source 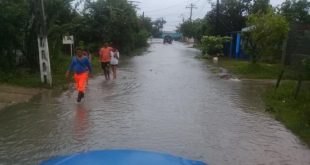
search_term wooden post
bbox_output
[275,70,284,90]
[275,39,288,90]
[294,74,302,99]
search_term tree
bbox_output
[279,0,310,24]
[151,18,166,37]
[0,0,29,70]
[244,10,289,63]
[251,0,271,14]
[177,19,206,42]
[0,0,150,73]
[79,0,149,52]
[136,16,153,47]
[204,0,252,35]
[22,0,77,70]
[139,16,153,34]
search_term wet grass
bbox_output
[264,81,310,147]
[218,58,305,80]
[0,46,147,89]
[196,54,212,60]
[218,58,281,79]
[0,70,42,87]
[0,55,102,88]
[213,57,310,147]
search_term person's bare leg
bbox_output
[112,65,117,79]
[107,64,110,80]
[113,65,116,79]
[104,64,110,80]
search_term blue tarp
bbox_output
[224,32,248,59]
[40,149,207,165]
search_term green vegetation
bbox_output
[218,58,310,80]
[178,0,309,39]
[177,0,274,38]
[178,0,309,147]
[280,0,310,24]
[218,57,310,146]
[177,0,309,64]
[0,0,164,87]
[151,18,167,38]
[200,36,231,56]
[0,54,101,88]
[244,10,289,63]
[0,71,41,88]
[219,58,281,79]
[177,19,206,41]
[264,81,310,147]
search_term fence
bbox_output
[276,23,310,98]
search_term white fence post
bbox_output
[38,36,52,86]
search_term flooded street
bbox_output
[1,40,310,165]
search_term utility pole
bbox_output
[186,3,197,22]
[216,0,220,35]
[37,0,52,86]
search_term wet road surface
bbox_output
[1,40,310,165]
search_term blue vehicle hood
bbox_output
[40,149,207,165]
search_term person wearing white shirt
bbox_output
[110,48,120,79]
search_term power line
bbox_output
[147,10,187,17]
[196,0,209,17]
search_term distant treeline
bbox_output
[177,0,310,63]
[0,0,165,71]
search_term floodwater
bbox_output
[0,39,309,165]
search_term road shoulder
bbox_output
[0,84,42,111]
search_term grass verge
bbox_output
[219,59,280,79]
[0,45,148,88]
[0,70,42,88]
[213,57,310,147]
[217,57,309,80]
[0,54,102,88]
[264,81,310,147]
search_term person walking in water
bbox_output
[66,48,92,102]
[110,47,120,79]
[99,43,112,80]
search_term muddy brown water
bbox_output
[0,40,309,165]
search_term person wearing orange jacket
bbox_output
[99,43,113,80]
[66,48,92,102]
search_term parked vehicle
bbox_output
[163,35,173,44]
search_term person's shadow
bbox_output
[73,104,89,142]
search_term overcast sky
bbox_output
[135,0,285,31]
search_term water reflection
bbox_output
[73,104,89,143]
[0,40,309,165]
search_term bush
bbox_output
[134,30,149,48]
[200,36,231,56]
